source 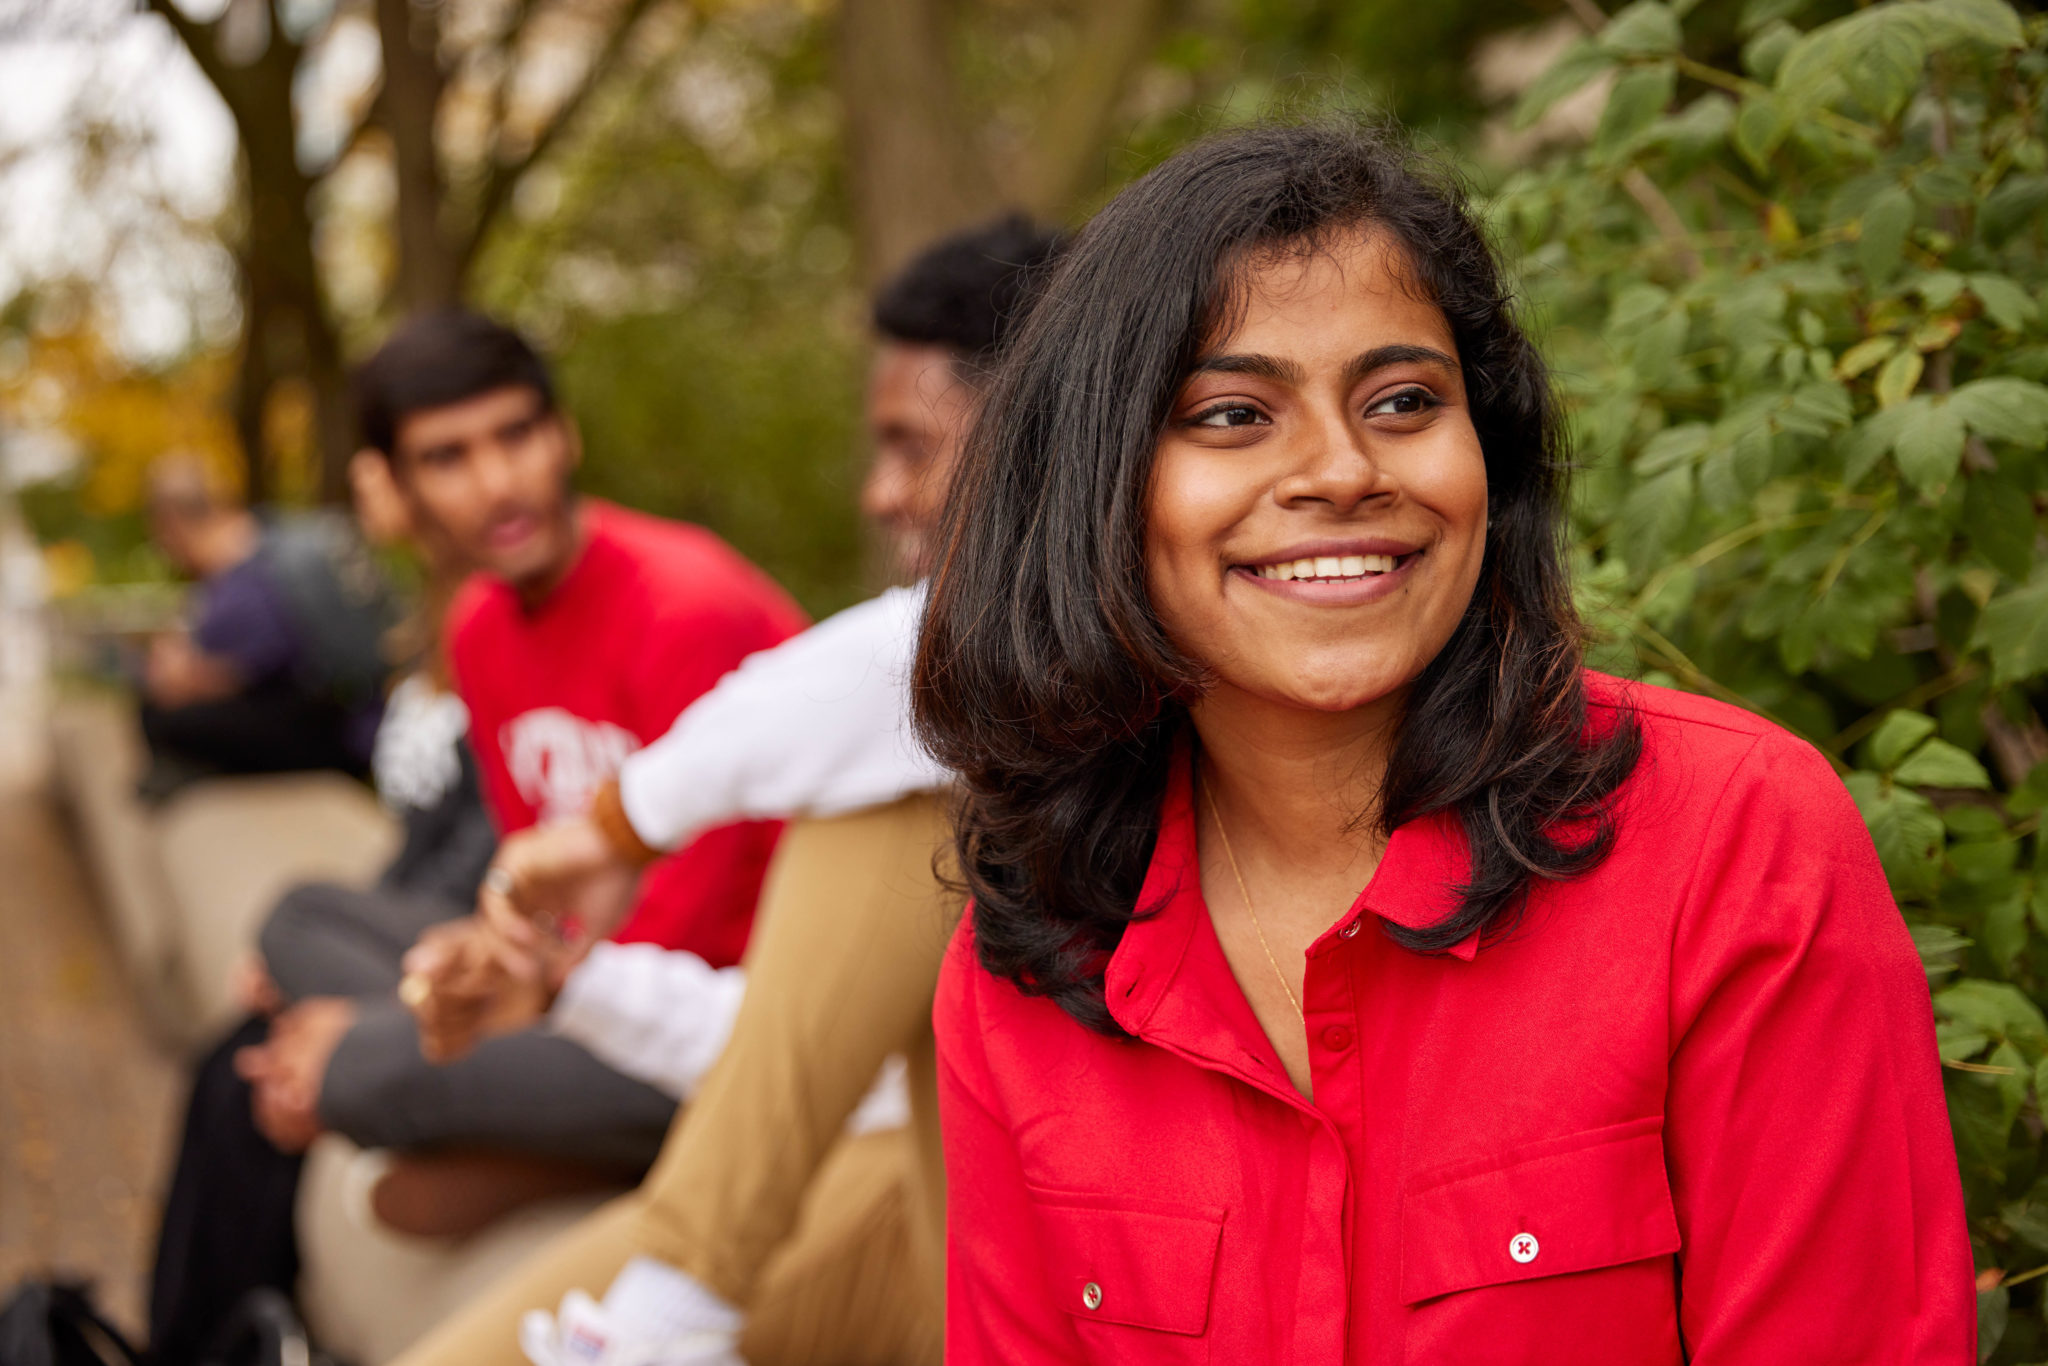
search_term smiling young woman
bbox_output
[912,123,1973,1364]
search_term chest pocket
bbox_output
[1026,1188,1225,1359]
[1400,1115,1680,1305]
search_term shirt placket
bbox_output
[1297,911,1366,1365]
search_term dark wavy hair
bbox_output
[911,120,1642,1035]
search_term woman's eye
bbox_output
[1367,388,1437,418]
[1192,404,1268,429]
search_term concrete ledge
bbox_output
[158,772,399,1037]
[297,1136,620,1366]
[46,691,399,1047]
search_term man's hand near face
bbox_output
[144,631,244,709]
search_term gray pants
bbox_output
[258,882,677,1172]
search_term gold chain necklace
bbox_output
[1200,768,1307,1028]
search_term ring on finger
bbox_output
[483,867,516,897]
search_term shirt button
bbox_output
[1509,1233,1540,1264]
[1339,921,1361,939]
[1320,1025,1353,1051]
[1081,1282,1103,1311]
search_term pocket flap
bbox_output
[1027,1190,1226,1335]
[1400,1117,1679,1305]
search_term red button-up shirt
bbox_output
[935,676,1973,1364]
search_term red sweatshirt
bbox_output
[936,675,1973,1365]
[449,500,807,966]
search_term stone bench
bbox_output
[46,690,619,1363]
[47,689,399,1047]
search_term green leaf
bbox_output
[1970,273,2040,332]
[1913,922,1973,982]
[1950,378,2048,445]
[1514,39,1615,129]
[1919,0,2026,51]
[1984,887,2029,974]
[1843,16,1929,120]
[1597,63,1678,154]
[1963,473,2037,582]
[1896,737,1993,788]
[1875,347,1925,409]
[1970,573,2048,685]
[2010,762,2048,818]
[1842,407,1908,485]
[1935,978,2048,1055]
[1999,1191,2048,1251]
[1893,396,1966,492]
[1637,422,1710,474]
[1981,174,2048,244]
[1871,710,1940,769]
[1739,0,1809,33]
[1778,6,1929,121]
[1858,184,1915,282]
[1979,1282,2010,1363]
[1916,269,1968,309]
[1847,770,1946,896]
[1742,21,1799,81]
[1733,95,1787,171]
[1941,1020,1994,1061]
[1836,335,1898,379]
[1597,2,1684,56]
[1620,462,1694,568]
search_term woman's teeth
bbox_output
[1252,554,1397,582]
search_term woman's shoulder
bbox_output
[1588,670,1849,816]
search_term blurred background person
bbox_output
[389,215,1059,1366]
[147,445,494,1366]
[138,455,395,795]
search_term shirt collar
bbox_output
[1106,745,1479,1037]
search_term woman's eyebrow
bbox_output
[1191,344,1458,386]
[1192,352,1304,383]
[1346,343,1459,384]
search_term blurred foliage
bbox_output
[464,0,1582,615]
[1494,0,2048,1354]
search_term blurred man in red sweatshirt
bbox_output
[237,310,805,1198]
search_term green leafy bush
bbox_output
[1495,0,2048,1353]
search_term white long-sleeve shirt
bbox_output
[616,584,944,852]
[551,942,909,1128]
[547,584,939,1118]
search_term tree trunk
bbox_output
[1012,0,1171,216]
[151,0,355,503]
[834,0,1001,285]
[377,0,462,313]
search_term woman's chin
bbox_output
[1213,663,1414,717]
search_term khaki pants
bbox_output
[393,795,957,1366]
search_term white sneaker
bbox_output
[519,1261,746,1366]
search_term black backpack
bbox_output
[253,511,398,710]
[0,1282,137,1366]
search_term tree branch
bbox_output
[1013,0,1172,215]
[460,0,659,273]
[146,0,234,100]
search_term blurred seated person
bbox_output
[139,455,396,792]
[150,308,804,1364]
[385,218,1059,1366]
[229,310,803,1226]
[148,448,496,1366]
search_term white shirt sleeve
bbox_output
[615,584,947,852]
[548,941,913,1131]
[547,942,747,1100]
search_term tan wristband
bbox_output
[591,778,662,867]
